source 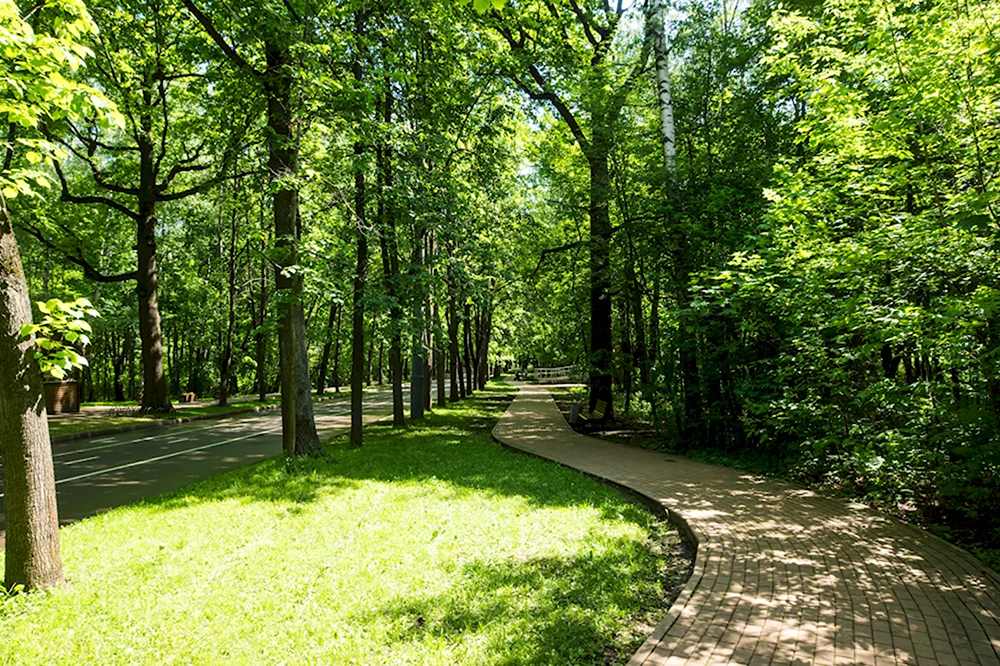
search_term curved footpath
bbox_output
[492,383,1000,666]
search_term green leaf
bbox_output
[19,323,40,338]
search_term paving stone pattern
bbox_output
[492,383,1000,666]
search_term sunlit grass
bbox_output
[2,384,686,665]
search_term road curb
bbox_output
[51,394,345,444]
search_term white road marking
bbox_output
[50,395,365,459]
[0,398,400,500]
[63,456,100,465]
[1,427,282,499]
[53,421,233,458]
[54,427,283,488]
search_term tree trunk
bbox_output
[435,303,446,408]
[476,305,490,391]
[448,268,460,402]
[218,192,239,407]
[410,236,426,420]
[255,222,269,402]
[587,120,614,417]
[376,84,405,427]
[645,0,677,173]
[136,114,172,413]
[112,332,126,402]
[621,297,634,413]
[365,312,376,387]
[332,304,343,392]
[462,301,474,397]
[350,138,367,447]
[470,307,480,391]
[265,40,320,457]
[316,301,339,396]
[293,303,320,453]
[0,196,63,592]
[677,293,702,440]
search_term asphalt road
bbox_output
[0,384,444,539]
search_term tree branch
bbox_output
[530,238,587,279]
[181,0,264,78]
[157,161,211,193]
[66,120,138,153]
[611,40,652,108]
[566,0,601,48]
[50,132,139,196]
[159,169,259,201]
[525,64,590,153]
[17,221,138,283]
[54,162,142,221]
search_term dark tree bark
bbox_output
[0,197,63,592]
[377,340,384,385]
[677,294,703,440]
[184,0,320,455]
[218,186,240,406]
[112,331,127,402]
[476,305,491,391]
[586,118,614,417]
[410,235,426,420]
[495,10,648,421]
[332,304,343,392]
[292,302,320,453]
[447,267,461,403]
[621,297,634,413]
[266,45,299,458]
[365,312,376,387]
[350,133,367,447]
[316,301,339,396]
[435,303,447,408]
[423,235,434,413]
[41,72,222,412]
[135,107,172,413]
[350,10,369,446]
[462,301,473,397]
[265,41,320,457]
[251,216,269,402]
[376,85,405,426]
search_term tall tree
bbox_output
[376,82,406,425]
[491,0,650,415]
[0,0,112,592]
[20,0,241,412]
[349,9,369,446]
[182,0,323,456]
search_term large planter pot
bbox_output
[44,380,80,415]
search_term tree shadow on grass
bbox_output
[146,390,652,526]
[354,543,668,665]
[101,388,684,665]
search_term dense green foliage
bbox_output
[682,0,1000,560]
[490,0,1000,562]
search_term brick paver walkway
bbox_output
[492,383,1000,666]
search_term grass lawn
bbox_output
[2,384,688,665]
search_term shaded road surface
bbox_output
[1,385,438,539]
